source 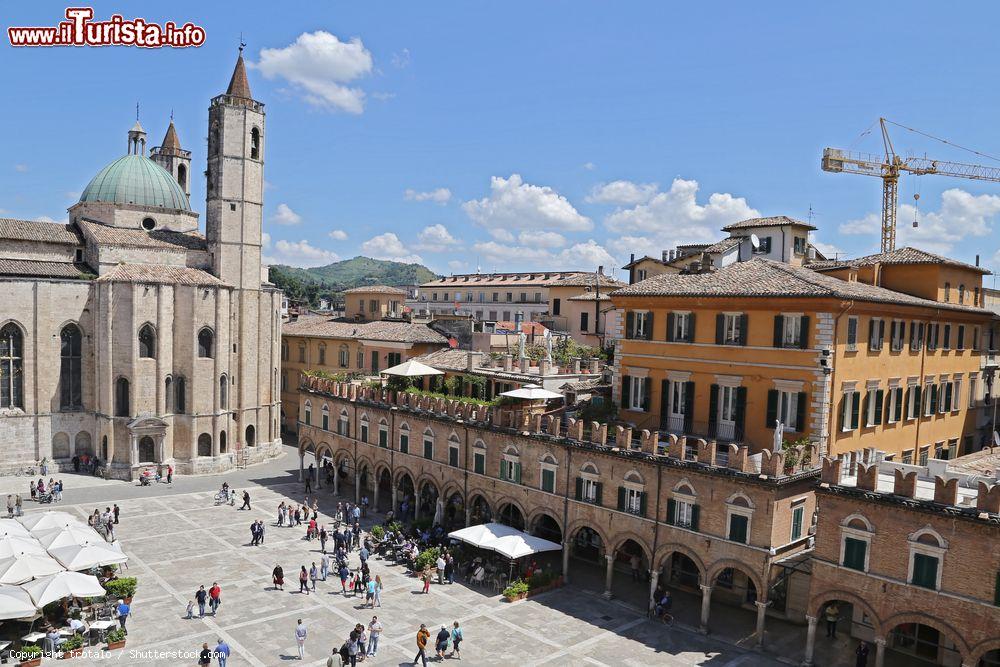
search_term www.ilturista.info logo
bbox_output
[8,7,206,48]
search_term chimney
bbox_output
[503,354,513,372]
[466,351,483,371]
[662,250,670,262]
[597,265,603,276]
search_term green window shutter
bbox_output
[621,376,631,409]
[894,388,904,422]
[795,392,807,432]
[683,381,695,432]
[575,477,583,501]
[449,447,458,467]
[729,515,748,543]
[874,389,884,424]
[687,312,696,341]
[850,392,860,430]
[930,385,938,414]
[799,315,810,348]
[843,538,867,571]
[913,386,922,417]
[499,460,505,479]
[660,380,670,429]
[912,554,938,589]
[666,498,676,525]
[868,319,876,351]
[638,492,647,517]
[645,313,654,340]
[766,389,778,428]
[791,507,803,540]
[666,313,675,342]
[400,434,408,454]
[773,315,784,347]
[715,313,725,345]
[690,504,700,532]
[709,384,720,431]
[617,486,626,511]
[595,483,603,506]
[514,462,521,484]
[542,469,554,493]
[735,386,748,436]
[625,311,635,339]
[379,430,387,447]
[474,452,484,475]
[738,314,749,345]
[642,378,652,412]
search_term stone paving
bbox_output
[8,448,786,666]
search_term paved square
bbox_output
[10,454,783,666]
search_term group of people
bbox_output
[249,519,266,545]
[29,477,63,502]
[70,453,104,475]
[188,582,222,618]
[5,492,23,517]
[87,505,120,542]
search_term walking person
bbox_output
[373,575,383,607]
[113,504,120,524]
[258,520,266,545]
[413,624,430,667]
[167,464,173,483]
[305,473,312,495]
[445,554,455,585]
[421,567,432,594]
[273,564,284,591]
[215,638,231,667]
[116,598,130,634]
[14,494,22,517]
[855,641,870,667]
[240,491,251,510]
[209,582,221,616]
[29,480,36,501]
[198,642,212,666]
[309,563,319,591]
[436,553,446,585]
[294,619,307,660]
[5,495,12,518]
[320,527,328,553]
[196,585,208,617]
[435,626,450,659]
[367,616,382,657]
[339,563,350,595]
[450,621,463,659]
[299,566,310,595]
[365,577,376,608]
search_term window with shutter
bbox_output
[728,514,749,543]
[541,468,555,493]
[474,452,484,474]
[911,553,939,589]
[791,506,804,540]
[843,537,867,571]
[400,434,409,454]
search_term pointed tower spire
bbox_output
[226,43,252,100]
[160,120,182,152]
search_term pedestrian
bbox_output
[413,624,430,667]
[240,491,251,510]
[215,638,231,667]
[196,585,208,617]
[305,474,312,494]
[198,642,212,666]
[421,567,432,594]
[356,625,368,660]
[116,598,130,633]
[277,502,285,527]
[435,625,450,659]
[825,602,840,638]
[445,554,455,585]
[258,520,266,545]
[352,571,362,598]
[309,562,318,591]
[113,503,120,524]
[14,494,22,517]
[374,575,383,607]
[630,553,641,582]
[361,495,368,518]
[320,527,328,553]
[299,566,310,595]
[450,621,463,659]
[40,457,48,476]
[186,600,194,619]
[5,495,12,518]
[436,553,446,585]
[209,582,221,615]
[321,552,330,581]
[367,616,383,657]
[29,480,36,501]
[856,641,870,667]
[167,464,173,483]
[54,480,63,502]
[339,564,350,594]
[273,564,284,591]
[294,619,307,660]
[250,521,258,546]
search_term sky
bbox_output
[3,1,1000,282]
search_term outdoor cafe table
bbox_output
[20,631,44,643]
[89,619,115,642]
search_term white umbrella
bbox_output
[0,553,64,585]
[381,359,444,377]
[21,571,106,607]
[35,525,100,550]
[500,384,564,400]
[0,519,31,538]
[0,584,39,620]
[0,536,46,557]
[19,512,86,534]
[49,542,127,571]
[448,522,562,559]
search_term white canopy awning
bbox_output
[500,384,563,401]
[448,522,562,559]
[0,553,64,585]
[381,359,445,378]
[34,525,100,550]
[49,542,128,571]
[21,571,105,608]
[19,512,87,535]
[0,584,39,620]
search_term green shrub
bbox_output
[404,387,497,407]
[502,579,529,598]
[62,634,84,650]
[528,571,555,589]
[413,547,441,572]
[103,577,137,599]
[106,628,126,644]
[370,525,385,541]
[386,521,403,535]
[411,517,433,532]
[19,644,42,658]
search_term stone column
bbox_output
[392,485,398,514]
[874,638,886,667]
[464,507,471,527]
[754,600,769,648]
[315,460,321,489]
[414,498,421,522]
[602,553,615,599]
[801,616,818,666]
[647,569,660,614]
[298,452,303,482]
[333,469,340,496]
[562,541,571,583]
[373,481,379,512]
[699,584,712,633]
[354,471,361,504]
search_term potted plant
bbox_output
[60,634,84,659]
[370,525,385,541]
[104,577,137,603]
[16,644,42,667]
[412,547,441,575]
[502,579,530,602]
[105,628,126,651]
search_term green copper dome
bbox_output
[80,154,190,211]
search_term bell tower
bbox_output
[205,46,264,290]
[150,117,192,201]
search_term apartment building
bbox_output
[805,447,1000,667]
[611,249,993,459]
[543,273,625,347]
[279,316,449,431]
[343,285,406,321]
[297,379,820,643]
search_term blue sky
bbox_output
[3,1,1000,281]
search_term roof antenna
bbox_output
[170,108,174,121]
[239,32,246,54]
[135,101,139,122]
[807,204,815,225]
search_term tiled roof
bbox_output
[410,348,479,372]
[567,292,611,301]
[0,259,90,280]
[703,237,743,253]
[283,316,449,344]
[343,285,406,295]
[422,271,594,288]
[78,219,207,251]
[622,255,664,269]
[494,321,548,335]
[722,215,817,232]
[805,259,853,272]
[560,377,608,392]
[551,273,626,288]
[612,257,990,313]
[96,263,226,286]
[0,218,82,245]
[850,247,990,274]
[227,53,252,99]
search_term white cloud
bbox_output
[255,31,374,114]
[517,230,566,248]
[810,240,845,260]
[371,91,396,102]
[605,178,758,251]
[270,203,302,226]
[391,48,411,68]
[488,228,515,242]
[463,174,592,232]
[360,232,423,264]
[582,162,596,171]
[839,188,1000,254]
[33,215,68,224]
[415,224,460,252]
[471,239,616,271]
[14,164,28,173]
[404,187,451,205]
[447,260,467,271]
[328,229,348,241]
[263,238,339,268]
[586,180,658,205]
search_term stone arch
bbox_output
[527,510,563,543]
[611,531,653,561]
[908,525,948,548]
[565,519,610,551]
[654,542,707,580]
[441,481,463,501]
[467,492,493,524]
[623,469,645,485]
[297,437,315,456]
[526,507,563,534]
[74,431,93,456]
[724,491,756,509]
[842,513,874,532]
[495,496,527,530]
[881,611,970,660]
[808,590,883,637]
[672,477,697,496]
[969,638,1000,666]
[706,559,765,597]
[394,464,418,488]
[51,432,70,459]
[374,461,392,482]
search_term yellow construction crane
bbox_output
[821,118,1000,252]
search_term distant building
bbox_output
[343,285,406,321]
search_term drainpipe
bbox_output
[561,446,573,583]
[826,301,855,457]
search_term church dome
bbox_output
[80,154,191,211]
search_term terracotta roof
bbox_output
[622,255,664,270]
[946,446,1000,477]
[226,53,252,99]
[410,348,481,372]
[96,263,226,286]
[283,316,448,344]
[551,273,626,288]
[159,121,182,152]
[805,259,853,272]
[612,257,990,313]
[722,215,817,232]
[0,259,90,279]
[422,271,592,288]
[703,237,743,253]
[0,218,81,245]
[560,377,609,392]
[567,292,611,302]
[494,321,548,335]
[343,285,406,295]
[849,247,990,274]
[78,219,207,251]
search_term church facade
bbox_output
[0,54,282,477]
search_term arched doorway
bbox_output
[74,432,93,457]
[616,538,649,581]
[979,649,1000,667]
[197,433,212,457]
[888,621,963,665]
[531,513,562,544]
[469,494,492,524]
[137,436,155,463]
[245,425,255,447]
[418,480,439,523]
[444,492,465,528]
[376,469,392,512]
[52,433,70,459]
[570,526,603,563]
[663,552,701,590]
[497,502,525,531]
[220,431,227,453]
[396,473,415,520]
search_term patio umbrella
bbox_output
[48,542,128,571]
[35,525,99,550]
[484,533,562,560]
[0,519,31,538]
[500,384,564,400]
[21,571,106,608]
[0,536,47,557]
[380,359,444,377]
[0,584,39,620]
[19,512,86,534]
[0,552,64,585]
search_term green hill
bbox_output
[269,256,439,307]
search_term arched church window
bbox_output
[220,375,228,409]
[0,323,24,409]
[138,324,156,358]
[197,433,212,457]
[250,127,260,160]
[175,376,186,414]
[115,377,130,417]
[198,328,214,358]
[176,164,187,191]
[165,376,173,413]
[60,324,83,410]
